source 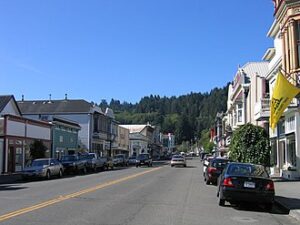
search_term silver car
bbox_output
[170,155,187,167]
[21,158,64,180]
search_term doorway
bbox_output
[278,140,286,170]
[8,146,16,173]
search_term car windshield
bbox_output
[31,160,49,167]
[227,164,269,178]
[61,155,76,161]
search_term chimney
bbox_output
[65,94,68,100]
[48,94,52,103]
[21,94,24,101]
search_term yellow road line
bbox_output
[0,167,161,222]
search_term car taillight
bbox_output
[208,167,217,174]
[223,177,234,187]
[265,181,275,191]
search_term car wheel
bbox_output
[46,170,51,180]
[82,167,87,174]
[171,165,174,167]
[218,191,225,206]
[206,179,210,185]
[148,162,151,167]
[184,164,187,167]
[58,169,63,178]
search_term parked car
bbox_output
[21,158,64,180]
[170,155,186,167]
[204,158,230,185]
[136,153,152,167]
[128,156,137,165]
[217,162,275,211]
[60,155,87,174]
[101,156,114,170]
[113,154,128,166]
[81,153,105,172]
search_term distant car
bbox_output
[81,153,105,172]
[217,162,275,211]
[101,156,114,170]
[204,158,230,185]
[170,155,186,167]
[128,156,137,165]
[60,155,87,174]
[136,153,152,167]
[113,154,128,166]
[21,158,64,180]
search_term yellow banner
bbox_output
[270,72,300,129]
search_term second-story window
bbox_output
[237,103,243,123]
[296,21,300,68]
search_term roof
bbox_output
[241,62,269,78]
[17,99,97,114]
[0,95,12,112]
[0,95,22,115]
[120,124,154,133]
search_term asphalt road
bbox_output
[0,160,298,225]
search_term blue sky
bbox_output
[0,0,274,103]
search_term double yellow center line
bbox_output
[0,167,161,222]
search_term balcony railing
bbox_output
[254,98,270,121]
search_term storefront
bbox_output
[0,115,51,174]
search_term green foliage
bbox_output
[177,141,190,153]
[101,84,229,145]
[229,123,271,166]
[30,140,47,160]
[199,129,215,153]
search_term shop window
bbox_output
[287,139,297,167]
[271,140,277,166]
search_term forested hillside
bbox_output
[99,84,229,144]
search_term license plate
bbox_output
[244,181,255,188]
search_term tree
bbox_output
[199,129,215,153]
[229,123,270,166]
[30,140,47,160]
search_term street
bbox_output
[0,160,298,225]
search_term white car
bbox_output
[171,155,186,167]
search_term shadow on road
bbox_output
[228,202,289,215]
[0,184,27,191]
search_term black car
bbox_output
[136,153,152,167]
[217,162,275,210]
[204,158,230,185]
[60,155,87,174]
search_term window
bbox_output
[59,136,63,143]
[287,138,296,167]
[286,116,295,132]
[296,21,300,67]
[237,103,243,123]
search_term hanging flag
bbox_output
[270,71,300,129]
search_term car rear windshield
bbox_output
[31,159,49,167]
[172,155,183,159]
[211,160,229,169]
[138,154,149,160]
[227,164,269,178]
[61,155,76,161]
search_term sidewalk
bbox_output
[273,178,300,221]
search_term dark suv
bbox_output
[136,153,152,167]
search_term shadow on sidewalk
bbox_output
[275,196,300,211]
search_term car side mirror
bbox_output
[50,162,54,166]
